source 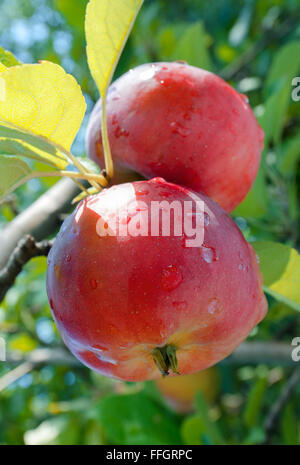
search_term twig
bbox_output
[264,367,300,443]
[0,347,80,392]
[225,341,294,366]
[0,178,78,269]
[220,14,300,81]
[0,361,34,392]
[0,341,295,392]
[0,235,54,302]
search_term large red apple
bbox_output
[86,62,264,212]
[46,178,267,381]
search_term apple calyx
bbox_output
[152,344,180,377]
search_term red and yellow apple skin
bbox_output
[46,178,267,382]
[155,367,220,413]
[86,62,264,212]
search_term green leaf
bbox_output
[172,22,212,71]
[24,415,79,445]
[8,332,38,353]
[253,241,300,312]
[0,123,68,169]
[278,134,300,174]
[259,41,300,146]
[232,165,268,218]
[0,61,86,151]
[0,155,31,196]
[193,392,226,444]
[181,415,208,445]
[0,47,21,68]
[264,41,300,97]
[243,376,268,428]
[55,0,88,31]
[258,81,291,146]
[85,0,144,96]
[281,403,299,445]
[96,392,182,445]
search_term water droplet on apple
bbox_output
[240,93,249,104]
[170,122,191,137]
[140,67,157,81]
[201,246,218,263]
[238,263,249,271]
[208,298,219,315]
[161,265,183,291]
[66,254,71,262]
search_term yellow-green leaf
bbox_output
[253,241,300,312]
[85,0,143,96]
[0,61,86,151]
[0,155,31,195]
[0,46,21,68]
[8,333,38,353]
[0,122,68,169]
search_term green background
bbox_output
[0,0,299,445]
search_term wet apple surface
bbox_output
[87,62,264,212]
[46,178,267,381]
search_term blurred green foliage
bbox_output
[0,0,299,445]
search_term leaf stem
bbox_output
[101,92,114,180]
[0,170,107,203]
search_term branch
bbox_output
[0,235,53,302]
[264,367,300,443]
[220,13,300,81]
[225,341,294,366]
[0,178,79,270]
[0,361,34,392]
[0,347,80,392]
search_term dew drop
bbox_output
[201,246,218,263]
[170,122,191,137]
[161,265,183,291]
[238,263,249,272]
[66,254,71,262]
[208,298,219,315]
[240,93,249,104]
[140,67,157,81]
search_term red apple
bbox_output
[46,178,267,381]
[86,62,264,212]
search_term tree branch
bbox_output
[220,13,300,81]
[264,367,300,443]
[225,341,294,366]
[0,178,79,270]
[0,235,53,302]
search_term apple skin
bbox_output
[155,367,219,413]
[46,178,267,382]
[86,62,264,212]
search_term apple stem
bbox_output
[152,344,180,377]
